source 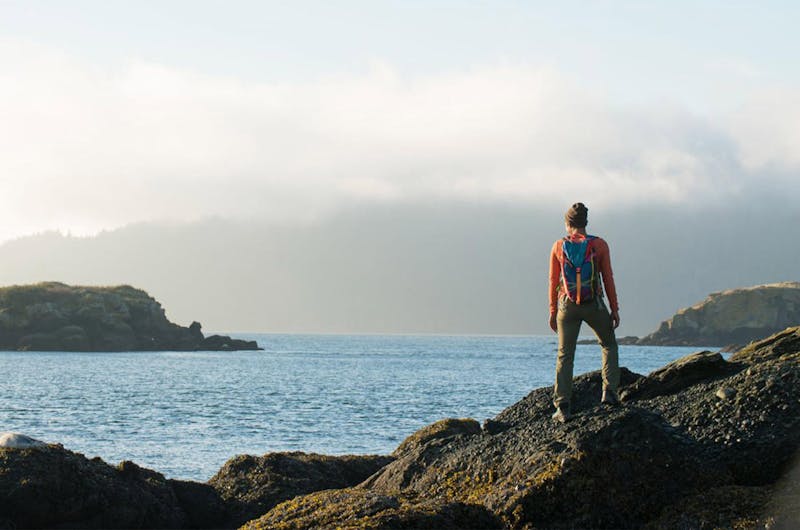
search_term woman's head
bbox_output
[564,202,588,229]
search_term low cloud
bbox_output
[0,39,797,241]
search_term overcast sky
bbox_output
[0,1,798,243]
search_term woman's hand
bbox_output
[549,313,558,333]
[611,310,620,329]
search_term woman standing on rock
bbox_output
[548,202,620,422]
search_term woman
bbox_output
[548,202,620,423]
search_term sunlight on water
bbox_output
[1,334,709,480]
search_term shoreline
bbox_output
[3,326,799,528]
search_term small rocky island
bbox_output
[581,282,800,347]
[2,326,799,528]
[0,282,260,351]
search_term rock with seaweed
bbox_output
[207,452,394,527]
[0,445,392,529]
[0,282,260,351]
[0,445,189,529]
[247,326,800,529]
[241,488,505,530]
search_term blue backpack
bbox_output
[561,235,599,304]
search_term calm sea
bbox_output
[1,334,709,481]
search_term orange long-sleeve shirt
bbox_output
[548,234,619,315]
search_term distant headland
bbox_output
[0,282,261,352]
[581,282,800,348]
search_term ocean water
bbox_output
[1,334,710,481]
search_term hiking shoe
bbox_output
[601,389,620,406]
[552,407,571,423]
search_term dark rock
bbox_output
[392,418,481,458]
[0,282,262,352]
[362,403,723,529]
[241,488,504,530]
[730,326,800,365]
[199,334,260,351]
[647,348,800,486]
[620,350,740,402]
[188,321,204,341]
[482,418,510,435]
[0,445,186,529]
[208,452,394,527]
[577,335,639,345]
[644,485,772,530]
[168,479,229,529]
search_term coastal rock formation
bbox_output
[637,282,800,347]
[246,326,800,529]
[0,445,189,529]
[208,452,394,527]
[0,446,390,529]
[4,327,800,529]
[0,282,261,351]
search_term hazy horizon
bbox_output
[1,197,796,337]
[1,2,798,336]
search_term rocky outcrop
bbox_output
[0,446,392,529]
[247,326,800,529]
[0,282,261,351]
[208,452,394,527]
[636,282,800,347]
[619,350,740,401]
[0,445,189,529]
[4,327,800,529]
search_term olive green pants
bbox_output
[554,297,619,410]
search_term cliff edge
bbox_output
[0,282,261,351]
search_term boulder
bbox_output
[208,452,394,527]
[0,445,186,529]
[619,350,739,402]
[363,394,723,529]
[730,325,800,365]
[392,418,481,458]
